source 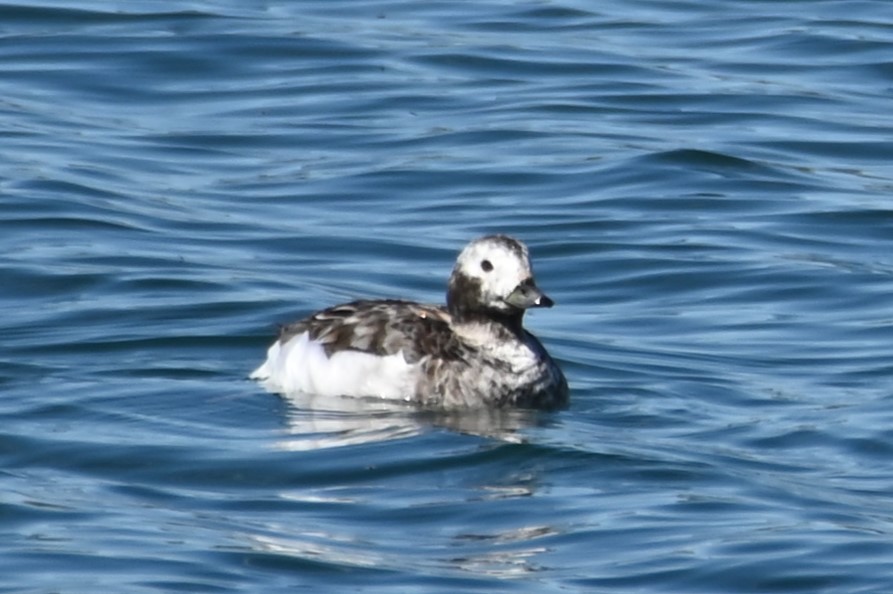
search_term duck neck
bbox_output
[450,306,526,340]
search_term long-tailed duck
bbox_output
[251,235,568,409]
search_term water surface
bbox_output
[2,1,893,592]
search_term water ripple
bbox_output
[3,0,893,592]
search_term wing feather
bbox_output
[278,300,466,363]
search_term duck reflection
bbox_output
[262,394,562,581]
[273,392,548,451]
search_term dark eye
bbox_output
[480,259,493,272]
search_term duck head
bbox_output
[446,235,553,326]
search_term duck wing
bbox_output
[278,299,465,363]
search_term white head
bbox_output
[446,235,553,323]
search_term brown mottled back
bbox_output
[278,299,469,363]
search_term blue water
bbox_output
[3,1,893,592]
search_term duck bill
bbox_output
[505,280,554,309]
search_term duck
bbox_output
[251,234,568,409]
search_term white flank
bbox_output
[251,331,416,401]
